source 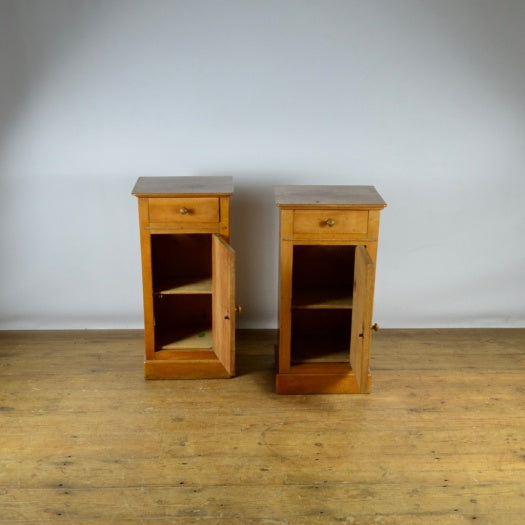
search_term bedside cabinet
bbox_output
[274,185,387,394]
[132,176,236,379]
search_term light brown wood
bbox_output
[292,287,353,309]
[2,328,525,523]
[218,196,231,240]
[154,349,216,361]
[156,327,213,350]
[137,197,155,360]
[275,185,386,394]
[148,197,219,224]
[155,276,212,295]
[293,209,369,236]
[144,358,231,379]
[367,208,382,241]
[132,176,235,379]
[277,211,294,374]
[276,363,365,394]
[212,234,235,377]
[350,245,375,393]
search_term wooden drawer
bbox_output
[293,209,368,237]
[148,197,219,224]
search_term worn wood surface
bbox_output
[274,185,387,209]
[1,329,525,523]
[132,176,234,196]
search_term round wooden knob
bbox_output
[325,219,336,227]
[235,305,242,314]
[179,207,189,215]
[372,323,379,332]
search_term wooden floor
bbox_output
[1,329,525,524]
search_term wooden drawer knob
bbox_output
[179,207,189,215]
[325,219,336,227]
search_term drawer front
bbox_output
[148,197,219,223]
[293,210,368,237]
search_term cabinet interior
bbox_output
[151,234,212,294]
[291,245,355,363]
[151,234,212,350]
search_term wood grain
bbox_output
[133,177,234,380]
[293,209,369,236]
[212,234,235,377]
[275,186,384,394]
[132,176,233,196]
[1,329,525,523]
[274,185,387,208]
[350,245,374,392]
[148,197,219,224]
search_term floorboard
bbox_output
[1,329,525,524]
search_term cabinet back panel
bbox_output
[151,234,211,284]
[291,309,351,363]
[292,245,355,289]
[153,295,212,350]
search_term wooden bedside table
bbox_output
[274,185,387,394]
[132,176,236,379]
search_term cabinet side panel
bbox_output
[219,196,231,240]
[137,198,155,359]
[277,210,294,373]
[367,210,381,242]
[212,234,235,376]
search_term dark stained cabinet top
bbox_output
[132,176,234,196]
[274,185,386,209]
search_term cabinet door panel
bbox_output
[212,234,236,376]
[350,245,374,392]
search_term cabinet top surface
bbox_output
[274,185,386,209]
[132,176,233,196]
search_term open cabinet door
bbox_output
[350,245,375,392]
[212,234,236,377]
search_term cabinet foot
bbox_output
[144,359,232,379]
[276,365,371,394]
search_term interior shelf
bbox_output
[154,276,212,295]
[292,287,353,309]
[156,327,212,350]
[291,333,350,363]
[292,350,349,364]
[290,308,351,364]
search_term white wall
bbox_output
[1,0,524,329]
